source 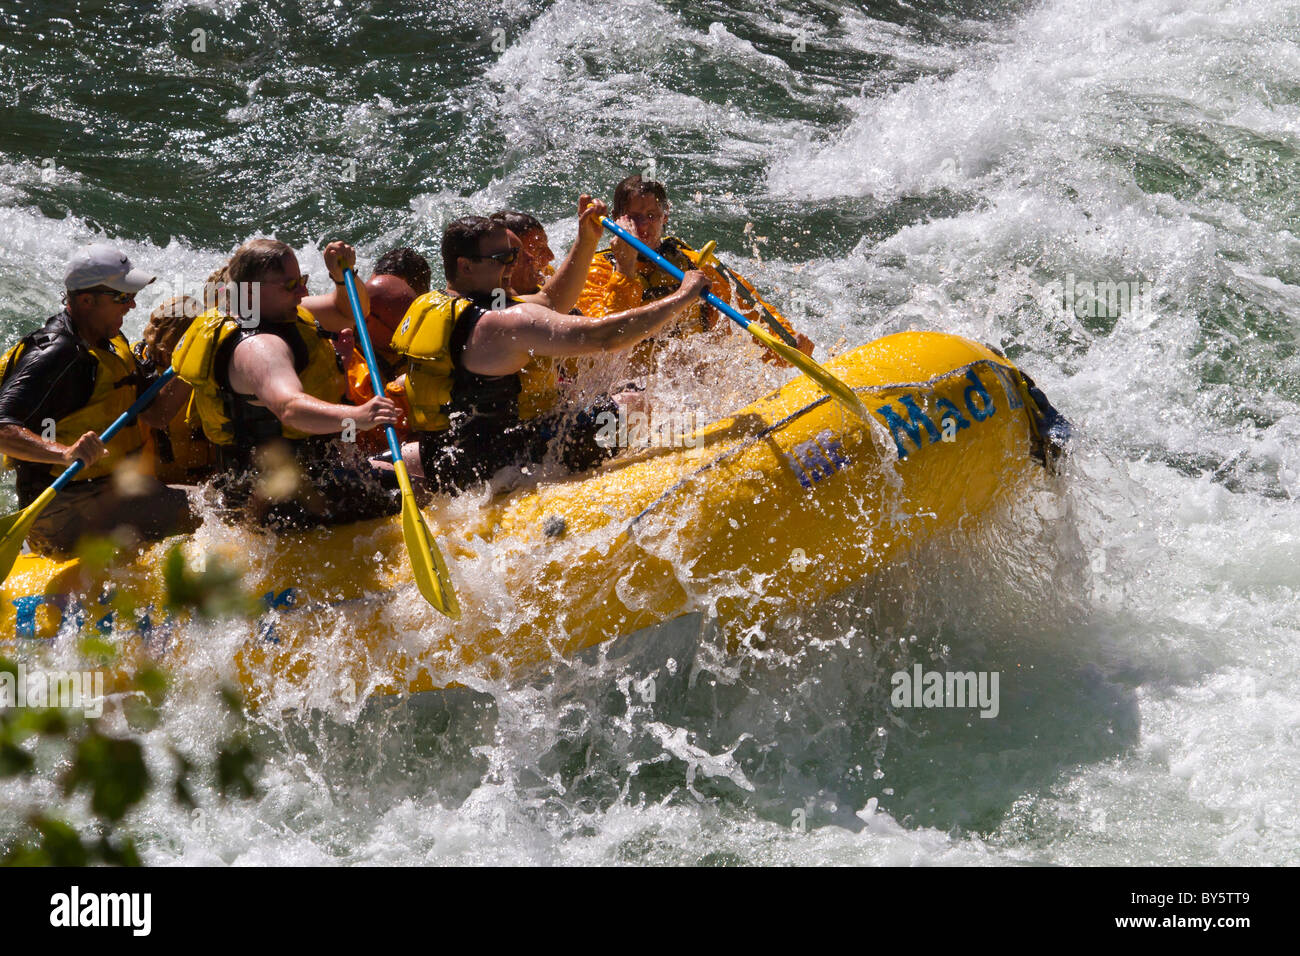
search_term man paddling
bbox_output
[577,174,814,371]
[302,245,432,348]
[171,238,403,529]
[0,244,197,553]
[392,203,711,492]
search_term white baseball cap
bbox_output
[64,243,156,294]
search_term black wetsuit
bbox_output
[0,312,145,504]
[0,311,194,553]
[210,318,401,531]
[417,295,616,492]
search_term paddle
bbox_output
[600,217,870,422]
[340,267,460,619]
[0,368,177,582]
[683,239,801,349]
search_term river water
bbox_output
[1,0,1297,865]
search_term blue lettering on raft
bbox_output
[876,395,941,458]
[257,588,300,644]
[12,594,50,639]
[264,589,298,612]
[9,587,304,641]
[933,397,971,436]
[876,368,997,459]
[11,590,124,639]
[784,430,851,488]
[963,368,995,421]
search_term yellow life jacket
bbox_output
[0,340,20,383]
[518,356,560,421]
[390,292,473,432]
[592,235,717,331]
[139,391,218,483]
[0,333,144,481]
[171,306,346,446]
[0,342,25,465]
[391,291,558,430]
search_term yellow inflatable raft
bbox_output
[1,332,1054,704]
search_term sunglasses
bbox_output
[279,274,310,292]
[80,287,136,304]
[471,248,519,266]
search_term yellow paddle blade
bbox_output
[394,460,460,620]
[744,323,872,424]
[687,240,718,270]
[0,513,32,583]
[0,486,57,583]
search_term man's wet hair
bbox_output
[441,216,507,283]
[374,247,432,295]
[490,211,545,239]
[612,175,669,218]
[228,239,293,286]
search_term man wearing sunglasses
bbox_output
[0,243,197,553]
[172,238,403,529]
[577,175,815,378]
[490,211,553,299]
[391,202,710,492]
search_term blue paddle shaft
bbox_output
[51,367,176,493]
[600,217,751,331]
[341,268,403,462]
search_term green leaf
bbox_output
[162,544,256,619]
[77,636,119,665]
[96,834,142,867]
[65,732,150,822]
[123,695,160,733]
[171,748,197,811]
[216,735,259,800]
[135,666,169,706]
[1,843,49,867]
[15,707,72,737]
[8,815,92,867]
[74,536,119,575]
[0,740,34,777]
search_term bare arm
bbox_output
[301,241,368,332]
[300,291,349,332]
[138,377,191,429]
[526,196,608,314]
[0,423,106,468]
[463,272,710,376]
[227,335,399,435]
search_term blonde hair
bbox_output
[141,295,200,366]
[203,263,230,312]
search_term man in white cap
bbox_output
[0,243,197,553]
